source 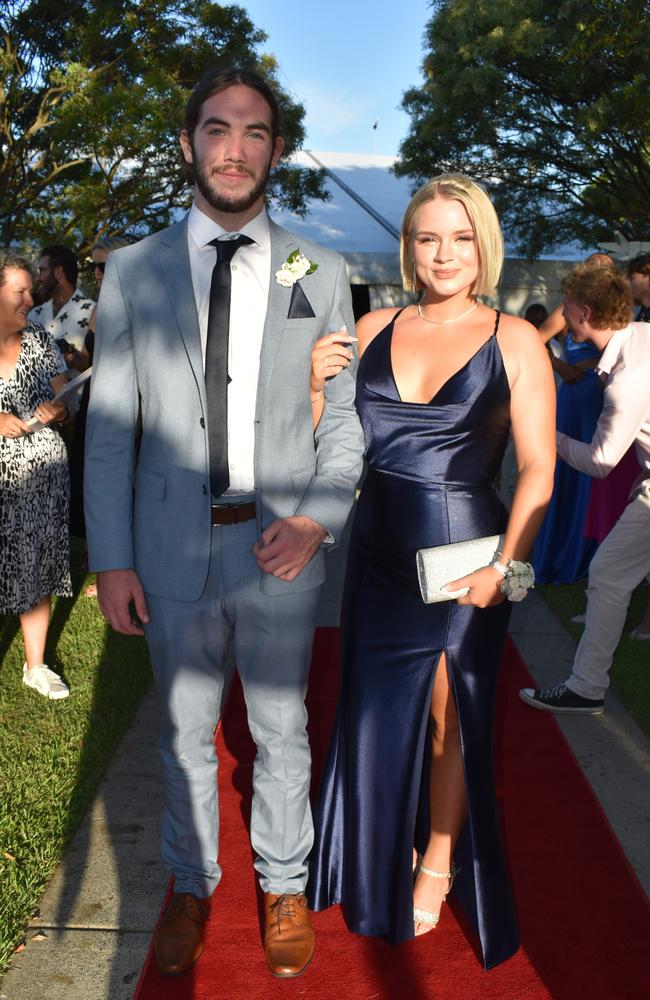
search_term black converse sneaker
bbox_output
[519,683,604,715]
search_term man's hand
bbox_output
[253,515,327,581]
[96,569,150,635]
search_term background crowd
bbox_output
[2,244,650,699]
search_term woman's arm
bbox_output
[500,317,557,561]
[310,328,356,427]
[448,316,556,607]
[309,307,400,429]
[538,303,566,344]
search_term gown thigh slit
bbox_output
[309,310,520,969]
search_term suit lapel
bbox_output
[256,223,299,416]
[157,218,207,411]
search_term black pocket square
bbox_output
[287,281,316,319]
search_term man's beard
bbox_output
[32,278,56,305]
[191,148,272,215]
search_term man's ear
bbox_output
[270,136,285,170]
[179,129,193,166]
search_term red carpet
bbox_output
[135,630,650,999]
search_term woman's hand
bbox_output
[32,399,67,426]
[310,327,357,395]
[0,411,29,438]
[444,565,506,608]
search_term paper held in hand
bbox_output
[24,367,93,433]
[416,534,504,603]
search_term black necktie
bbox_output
[205,235,253,498]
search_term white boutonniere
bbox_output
[275,249,318,287]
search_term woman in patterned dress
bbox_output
[0,253,72,699]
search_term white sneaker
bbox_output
[629,628,650,641]
[23,663,69,700]
[570,613,587,624]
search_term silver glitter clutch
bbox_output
[416,535,504,604]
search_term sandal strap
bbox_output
[418,862,460,898]
[413,907,439,927]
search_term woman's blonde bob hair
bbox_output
[400,174,504,297]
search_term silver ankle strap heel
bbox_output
[413,863,459,930]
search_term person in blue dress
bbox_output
[532,254,619,584]
[307,175,556,969]
[532,323,604,582]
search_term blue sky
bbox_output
[238,0,433,156]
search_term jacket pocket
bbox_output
[291,463,315,499]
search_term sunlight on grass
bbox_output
[0,568,152,973]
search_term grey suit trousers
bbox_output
[144,518,320,898]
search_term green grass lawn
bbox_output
[0,556,152,973]
[539,582,650,738]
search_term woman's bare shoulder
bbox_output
[496,311,555,387]
[497,312,546,353]
[356,306,407,354]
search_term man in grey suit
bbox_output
[84,67,363,978]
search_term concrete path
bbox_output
[1,547,649,999]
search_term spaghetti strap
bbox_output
[492,309,501,337]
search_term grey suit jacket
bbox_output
[84,215,364,601]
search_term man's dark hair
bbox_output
[40,244,78,285]
[183,65,283,143]
[627,253,650,278]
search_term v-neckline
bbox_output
[388,312,500,406]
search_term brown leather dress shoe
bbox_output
[263,892,315,978]
[154,892,210,975]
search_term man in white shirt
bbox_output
[85,68,364,978]
[29,244,94,356]
[520,264,650,714]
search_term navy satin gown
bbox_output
[309,309,520,970]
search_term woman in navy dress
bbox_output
[308,175,556,969]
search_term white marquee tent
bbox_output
[270,151,594,316]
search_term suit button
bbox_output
[200,417,205,428]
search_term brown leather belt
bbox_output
[210,501,256,526]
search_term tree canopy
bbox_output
[1,0,327,254]
[397,0,650,256]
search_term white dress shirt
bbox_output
[187,203,270,497]
[557,322,650,497]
